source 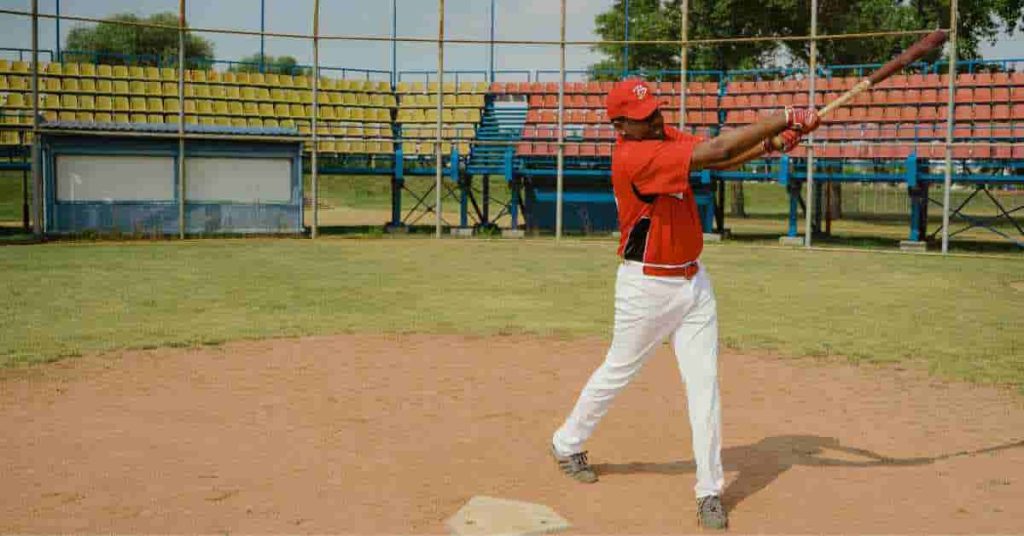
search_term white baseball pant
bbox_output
[552,260,724,498]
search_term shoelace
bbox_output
[699,497,723,515]
[566,451,590,471]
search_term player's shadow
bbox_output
[591,435,1024,510]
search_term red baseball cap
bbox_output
[606,79,663,120]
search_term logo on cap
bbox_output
[632,84,648,100]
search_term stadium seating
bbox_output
[394,79,488,156]
[0,61,396,154]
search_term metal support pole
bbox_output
[556,0,565,239]
[55,0,60,61]
[623,0,630,75]
[435,0,445,238]
[178,0,186,239]
[489,0,496,82]
[804,0,817,247]
[311,0,320,238]
[678,0,688,129]
[941,0,958,254]
[31,0,41,237]
[259,0,266,73]
[391,0,397,86]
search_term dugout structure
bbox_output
[39,123,303,236]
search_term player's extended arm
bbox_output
[692,108,818,171]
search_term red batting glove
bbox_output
[762,129,804,154]
[784,107,821,133]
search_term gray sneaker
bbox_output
[550,444,598,483]
[696,495,728,530]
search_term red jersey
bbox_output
[612,126,704,277]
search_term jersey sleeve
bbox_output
[631,137,698,196]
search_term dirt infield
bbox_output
[2,335,1022,533]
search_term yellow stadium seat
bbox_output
[316,124,330,136]
[59,78,79,93]
[265,73,280,86]
[12,61,30,74]
[194,85,210,98]
[351,80,369,92]
[298,123,311,135]
[375,81,391,92]
[349,108,365,121]
[65,63,82,77]
[45,62,61,75]
[189,70,207,83]
[270,88,286,101]
[250,73,266,86]
[128,80,145,93]
[317,139,335,153]
[165,114,179,124]
[235,72,251,85]
[396,81,411,94]
[209,85,227,99]
[9,76,27,91]
[95,112,113,123]
[410,81,426,94]
[263,118,279,128]
[213,101,229,115]
[243,102,258,115]
[336,79,352,91]
[468,109,481,122]
[279,118,296,128]
[303,105,314,117]
[147,113,163,124]
[317,92,331,105]
[43,77,59,92]
[299,92,313,104]
[160,67,176,80]
[145,81,161,95]
[319,78,336,91]
[289,103,304,117]
[78,63,95,77]
[326,92,342,105]
[75,111,94,122]
[247,117,263,128]
[79,95,95,109]
[144,66,159,79]
[162,82,177,96]
[200,117,216,126]
[207,71,222,83]
[457,81,473,94]
[329,123,344,136]
[183,84,196,97]
[42,94,59,109]
[185,115,199,125]
[113,96,130,112]
[278,75,295,87]
[427,81,439,93]
[114,112,130,123]
[339,93,354,106]
[320,106,336,120]
[259,103,275,116]
[128,112,146,123]
[349,140,366,153]
[442,82,456,94]
[184,100,197,114]
[80,78,96,92]
[93,95,112,111]
[293,75,310,88]
[113,80,130,94]
[443,94,457,107]
[0,59,9,73]
[96,64,113,78]
[346,125,364,137]
[128,66,145,79]
[0,75,8,90]
[39,110,56,122]
[358,93,373,106]
[231,117,248,127]
[472,81,488,94]
[196,100,214,114]
[256,87,271,100]
[241,87,257,100]
[225,86,241,100]
[222,72,237,84]
[129,97,147,112]
[164,98,180,113]
[456,94,472,107]
[147,97,163,112]
[95,79,111,93]
[369,94,385,107]
[275,103,291,117]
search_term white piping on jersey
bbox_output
[624,259,699,269]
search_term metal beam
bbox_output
[941,0,958,254]
[805,0,817,247]
[556,0,566,239]
[311,0,320,238]
[435,0,445,238]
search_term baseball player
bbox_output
[550,79,819,530]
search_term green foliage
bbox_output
[228,54,311,75]
[64,12,215,67]
[590,0,1023,78]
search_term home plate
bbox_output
[445,495,571,536]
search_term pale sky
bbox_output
[0,0,1020,81]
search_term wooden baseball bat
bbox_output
[769,29,949,150]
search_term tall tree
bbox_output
[228,54,311,75]
[64,12,214,67]
[590,0,1024,77]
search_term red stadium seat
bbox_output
[522,125,537,139]
[490,82,506,93]
[526,109,541,123]
[955,88,973,103]
[918,106,937,122]
[584,81,601,94]
[543,94,558,108]
[994,145,1012,159]
[599,81,614,93]
[1011,87,1024,102]
[867,107,885,121]
[954,106,972,121]
[563,144,579,157]
[656,81,675,94]
[543,82,558,94]
[883,107,901,122]
[537,126,555,139]
[585,95,602,108]
[902,89,921,103]
[579,143,596,157]
[924,74,942,88]
[851,107,869,121]
[899,106,919,121]
[529,95,545,107]
[540,110,557,123]
[597,144,612,157]
[566,82,584,94]
[975,104,992,121]
[517,142,534,155]
[992,104,1010,121]
[974,87,993,102]
[1012,104,1024,119]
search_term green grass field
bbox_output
[2,239,1021,393]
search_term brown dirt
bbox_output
[1,334,1022,534]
